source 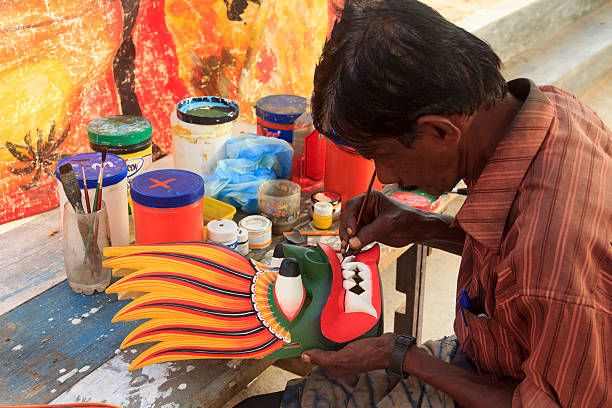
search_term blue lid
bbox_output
[255,94,306,125]
[55,152,127,188]
[130,169,204,208]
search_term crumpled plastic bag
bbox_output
[204,133,293,213]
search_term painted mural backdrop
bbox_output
[0,0,332,224]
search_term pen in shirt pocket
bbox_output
[459,289,472,327]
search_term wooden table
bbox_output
[0,149,459,407]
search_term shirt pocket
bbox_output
[464,310,525,380]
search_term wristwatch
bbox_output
[385,334,416,379]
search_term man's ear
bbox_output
[416,115,462,145]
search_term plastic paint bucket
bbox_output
[255,94,306,144]
[55,153,129,246]
[130,169,204,244]
[87,115,153,181]
[311,191,342,221]
[239,215,272,250]
[171,96,239,179]
[324,139,382,209]
[206,219,238,250]
[313,202,333,230]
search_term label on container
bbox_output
[121,146,153,180]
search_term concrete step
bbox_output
[580,71,612,128]
[502,2,612,95]
[459,0,608,63]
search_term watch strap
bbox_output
[386,334,416,378]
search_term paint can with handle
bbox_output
[239,215,272,250]
[206,219,238,250]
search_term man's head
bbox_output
[312,0,507,195]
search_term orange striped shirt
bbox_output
[454,79,611,407]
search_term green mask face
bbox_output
[104,241,383,370]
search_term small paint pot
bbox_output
[255,94,306,144]
[239,215,272,250]
[313,202,333,230]
[171,96,239,179]
[206,219,238,250]
[257,179,301,234]
[311,191,341,221]
[55,153,129,246]
[130,169,204,244]
[236,227,249,256]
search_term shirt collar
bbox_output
[455,78,555,253]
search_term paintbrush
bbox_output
[92,150,107,212]
[84,151,106,263]
[59,164,85,215]
[80,165,91,213]
[341,170,377,264]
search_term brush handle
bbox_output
[342,170,377,261]
[81,166,91,213]
[283,230,339,236]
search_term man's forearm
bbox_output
[403,346,516,408]
[418,213,465,256]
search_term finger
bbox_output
[346,221,380,254]
[339,196,363,244]
[302,349,331,366]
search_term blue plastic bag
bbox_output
[205,134,293,213]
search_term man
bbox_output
[235,0,611,407]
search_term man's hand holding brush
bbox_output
[340,189,466,256]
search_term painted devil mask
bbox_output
[103,241,383,369]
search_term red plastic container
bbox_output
[130,169,204,244]
[324,139,382,209]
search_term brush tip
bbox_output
[101,150,107,161]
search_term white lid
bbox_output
[314,201,333,217]
[239,215,272,232]
[206,219,238,242]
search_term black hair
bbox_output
[312,0,507,155]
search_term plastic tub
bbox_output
[324,139,382,209]
[171,96,239,179]
[55,153,129,246]
[131,169,204,244]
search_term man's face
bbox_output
[364,134,462,197]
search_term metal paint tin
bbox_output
[255,94,306,144]
[236,227,249,256]
[311,191,342,221]
[239,215,272,250]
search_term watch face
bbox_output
[397,334,416,347]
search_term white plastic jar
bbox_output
[171,96,239,180]
[55,153,129,246]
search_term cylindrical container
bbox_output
[313,202,333,230]
[324,139,382,209]
[239,215,272,250]
[87,115,153,182]
[206,219,238,250]
[311,191,342,221]
[62,201,111,295]
[257,180,301,234]
[55,153,129,246]
[131,169,204,244]
[171,96,239,179]
[236,227,249,256]
[255,94,306,144]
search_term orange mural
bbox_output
[0,0,331,224]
